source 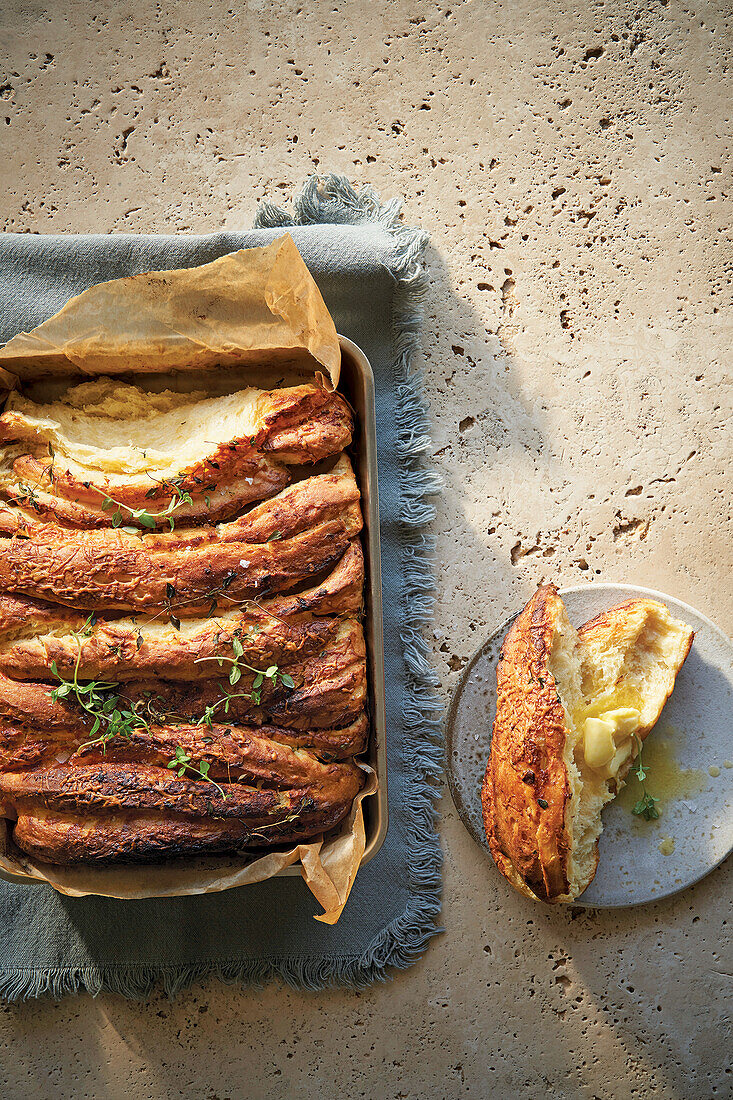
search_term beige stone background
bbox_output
[1,1,731,1097]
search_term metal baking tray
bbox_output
[281,334,388,873]
[0,334,388,891]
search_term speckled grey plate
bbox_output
[446,584,733,907]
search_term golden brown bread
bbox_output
[0,763,361,819]
[0,543,364,685]
[0,455,362,611]
[482,585,694,903]
[0,714,369,773]
[11,806,352,865]
[0,538,364,633]
[0,363,369,871]
[482,586,573,902]
[2,762,363,864]
[0,378,353,529]
[68,724,361,788]
[0,616,366,739]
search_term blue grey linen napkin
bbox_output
[0,177,442,999]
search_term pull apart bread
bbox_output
[0,377,352,528]
[0,376,368,865]
[482,585,693,903]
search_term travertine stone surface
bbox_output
[1,1,731,1097]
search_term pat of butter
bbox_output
[599,707,641,738]
[606,740,634,777]
[584,718,616,768]
[583,707,641,775]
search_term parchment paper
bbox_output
[0,234,341,387]
[0,236,375,923]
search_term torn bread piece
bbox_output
[0,378,352,528]
[482,585,693,903]
[0,455,362,611]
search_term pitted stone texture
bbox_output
[0,1,731,1097]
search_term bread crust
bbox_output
[0,763,362,823]
[0,714,368,773]
[0,539,364,636]
[0,617,366,739]
[0,456,362,611]
[11,805,352,864]
[4,452,291,530]
[481,585,573,902]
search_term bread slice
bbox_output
[482,585,694,902]
[0,714,368,774]
[0,454,362,611]
[1,761,363,864]
[0,614,367,742]
[0,377,352,528]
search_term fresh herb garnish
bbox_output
[197,635,294,701]
[50,615,151,752]
[631,734,660,820]
[167,745,227,799]
[241,795,315,841]
[49,614,295,771]
[99,482,194,531]
[14,482,41,508]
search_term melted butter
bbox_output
[581,685,645,722]
[658,836,675,856]
[708,765,721,778]
[615,726,707,819]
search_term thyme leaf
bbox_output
[239,795,315,840]
[98,485,194,531]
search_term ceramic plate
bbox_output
[446,584,733,907]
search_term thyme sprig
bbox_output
[14,482,42,508]
[99,482,194,531]
[50,618,295,763]
[50,615,151,752]
[167,745,227,799]
[195,634,294,705]
[631,734,660,821]
[11,445,56,511]
[243,795,315,841]
[196,683,264,729]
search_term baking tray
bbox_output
[280,334,388,873]
[0,334,388,889]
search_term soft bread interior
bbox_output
[0,380,264,483]
[549,598,693,899]
[578,600,694,729]
[546,604,600,899]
